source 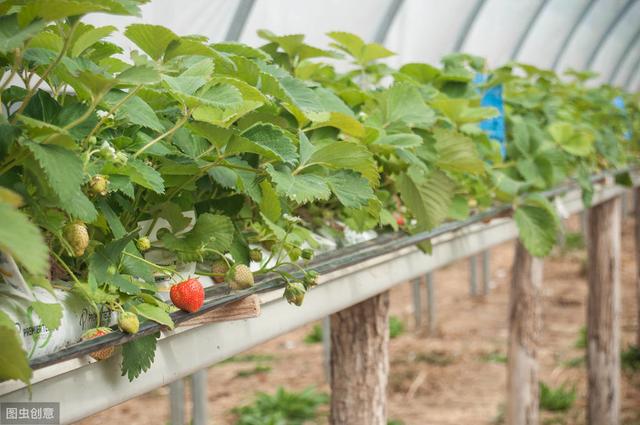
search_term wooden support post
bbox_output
[587,196,621,425]
[507,240,543,425]
[330,292,389,425]
[635,187,640,347]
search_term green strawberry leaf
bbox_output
[134,303,174,329]
[31,301,62,331]
[514,195,560,257]
[121,332,160,381]
[0,201,48,276]
[0,316,32,384]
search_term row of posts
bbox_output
[169,188,638,425]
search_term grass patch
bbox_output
[221,354,275,364]
[539,382,576,412]
[236,365,272,378]
[481,351,508,364]
[561,355,585,368]
[562,232,585,252]
[389,315,405,339]
[232,387,328,425]
[622,345,640,372]
[574,326,587,349]
[388,420,405,425]
[304,324,323,344]
[304,316,404,344]
[415,351,455,366]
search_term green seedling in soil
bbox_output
[415,351,455,366]
[304,324,324,344]
[236,365,272,378]
[232,387,328,425]
[389,316,405,339]
[622,345,640,372]
[221,354,276,364]
[481,351,508,364]
[539,382,577,412]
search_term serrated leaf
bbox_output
[0,312,31,384]
[103,91,164,132]
[160,213,234,261]
[307,140,378,185]
[117,66,162,85]
[135,303,174,329]
[434,129,484,173]
[372,133,423,151]
[0,202,48,276]
[431,98,498,125]
[125,24,178,61]
[103,158,164,194]
[71,25,116,57]
[31,301,62,331]
[326,170,374,208]
[121,332,159,381]
[548,122,593,157]
[24,141,98,221]
[232,123,297,164]
[367,83,436,129]
[266,164,331,204]
[259,180,281,223]
[398,169,456,231]
[0,14,45,54]
[514,195,559,257]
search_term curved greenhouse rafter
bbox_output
[585,0,636,70]
[510,0,550,60]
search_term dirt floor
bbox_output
[77,215,640,425]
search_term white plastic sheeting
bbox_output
[83,0,640,91]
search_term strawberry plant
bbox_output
[0,0,638,387]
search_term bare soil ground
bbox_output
[77,215,640,425]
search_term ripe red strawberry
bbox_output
[63,221,89,257]
[82,327,115,361]
[170,278,204,313]
[393,212,405,227]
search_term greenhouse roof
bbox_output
[84,0,640,91]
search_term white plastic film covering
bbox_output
[239,0,392,51]
[74,0,639,90]
[516,0,589,69]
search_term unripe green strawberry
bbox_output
[63,221,89,257]
[170,278,204,313]
[303,270,319,289]
[136,236,151,252]
[211,259,229,284]
[226,264,254,290]
[89,175,109,196]
[118,311,139,334]
[249,249,263,262]
[284,281,306,306]
[288,247,302,261]
[301,248,313,260]
[82,327,115,361]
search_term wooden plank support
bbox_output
[329,291,390,425]
[506,240,543,425]
[180,295,260,327]
[587,196,621,425]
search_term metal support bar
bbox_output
[224,0,256,41]
[169,380,185,425]
[469,255,478,296]
[373,0,405,44]
[510,0,550,60]
[608,25,640,83]
[412,277,422,328]
[322,316,331,384]
[552,0,597,71]
[453,0,488,52]
[191,370,207,425]
[482,250,490,295]
[585,0,636,70]
[425,273,435,335]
